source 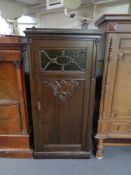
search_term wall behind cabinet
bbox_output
[38,3,129,29]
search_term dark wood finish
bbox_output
[0,36,32,158]
[25,28,102,158]
[95,14,131,159]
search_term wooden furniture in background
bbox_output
[0,36,32,158]
[95,14,131,159]
[25,28,102,158]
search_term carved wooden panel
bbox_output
[43,80,82,101]
[109,122,131,133]
[40,80,85,145]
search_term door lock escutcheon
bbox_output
[37,102,41,111]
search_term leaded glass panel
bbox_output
[40,48,87,71]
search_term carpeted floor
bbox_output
[0,147,131,175]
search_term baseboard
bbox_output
[0,134,33,158]
[104,138,131,147]
[0,149,33,158]
[34,151,91,159]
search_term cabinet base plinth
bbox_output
[34,151,91,159]
[0,149,32,158]
[0,134,32,158]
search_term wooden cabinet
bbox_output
[95,14,131,159]
[25,28,102,158]
[0,36,32,158]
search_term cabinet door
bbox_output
[110,34,131,121]
[102,34,131,124]
[30,39,96,158]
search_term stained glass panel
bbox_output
[40,48,87,71]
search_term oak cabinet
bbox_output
[0,36,32,158]
[95,14,131,159]
[25,28,102,158]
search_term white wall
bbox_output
[17,16,37,36]
[38,2,129,29]
[38,11,80,29]
[0,15,11,35]
[95,3,129,19]
[0,0,38,36]
[0,1,129,35]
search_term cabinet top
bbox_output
[0,36,24,51]
[0,36,20,44]
[24,28,102,39]
[95,14,131,33]
[95,14,131,26]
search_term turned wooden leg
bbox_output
[96,139,104,159]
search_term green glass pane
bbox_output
[40,48,87,71]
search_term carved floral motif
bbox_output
[44,80,82,101]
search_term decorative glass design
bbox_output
[40,48,87,71]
